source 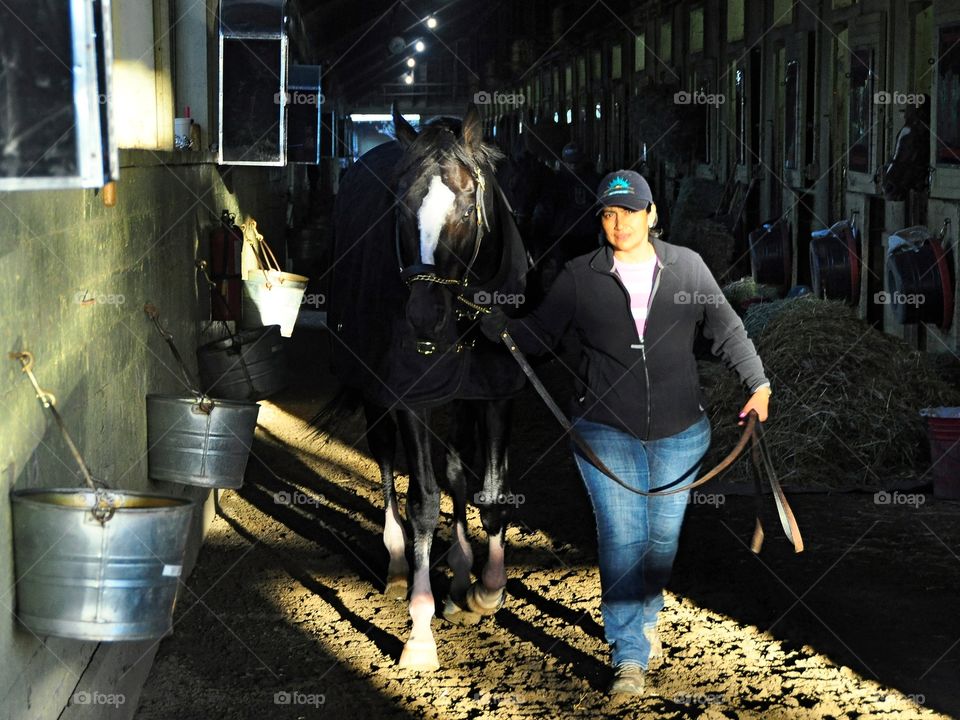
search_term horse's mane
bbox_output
[393,119,504,184]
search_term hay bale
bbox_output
[722,276,781,317]
[701,298,960,489]
[741,295,814,338]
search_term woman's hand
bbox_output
[480,306,509,343]
[739,386,771,425]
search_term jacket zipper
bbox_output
[641,264,662,436]
[612,258,662,438]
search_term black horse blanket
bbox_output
[329,141,529,410]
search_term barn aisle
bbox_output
[134,320,960,719]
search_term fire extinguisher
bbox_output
[209,210,242,320]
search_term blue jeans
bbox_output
[571,414,711,668]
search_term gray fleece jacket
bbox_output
[504,239,769,440]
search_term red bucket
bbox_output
[920,408,960,499]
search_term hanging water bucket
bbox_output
[920,407,960,499]
[810,219,861,304]
[197,325,287,401]
[241,269,308,337]
[11,489,195,640]
[240,218,309,337]
[7,351,196,641]
[146,394,259,488]
[749,217,792,288]
[886,226,953,329]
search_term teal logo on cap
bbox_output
[605,175,633,195]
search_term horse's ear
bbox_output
[462,103,483,152]
[393,102,417,148]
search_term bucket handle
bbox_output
[240,218,285,288]
[143,305,214,413]
[194,261,260,401]
[9,351,117,522]
[196,259,244,347]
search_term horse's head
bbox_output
[392,103,503,349]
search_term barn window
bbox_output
[773,0,793,26]
[0,0,116,190]
[847,48,873,173]
[611,45,622,80]
[784,60,799,169]
[578,56,587,89]
[565,64,573,96]
[689,8,704,54]
[593,50,603,82]
[218,0,288,165]
[660,20,673,63]
[635,33,646,72]
[286,65,324,164]
[735,65,747,165]
[936,24,960,164]
[727,0,744,42]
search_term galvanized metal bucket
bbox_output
[10,488,195,641]
[146,394,260,488]
[196,325,287,401]
[241,269,308,337]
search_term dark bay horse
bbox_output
[322,104,528,670]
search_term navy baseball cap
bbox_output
[596,170,654,211]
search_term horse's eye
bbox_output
[462,205,476,221]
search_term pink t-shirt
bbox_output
[613,255,658,340]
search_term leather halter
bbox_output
[396,170,488,291]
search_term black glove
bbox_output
[480,306,509,343]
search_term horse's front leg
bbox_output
[396,408,441,670]
[363,403,408,600]
[468,398,512,615]
[443,401,481,625]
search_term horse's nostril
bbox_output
[433,307,449,335]
[405,292,448,337]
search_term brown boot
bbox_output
[609,662,646,695]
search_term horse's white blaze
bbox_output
[417,174,456,264]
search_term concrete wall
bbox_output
[0,151,287,720]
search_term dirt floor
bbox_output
[136,320,960,719]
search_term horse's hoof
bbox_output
[442,595,482,625]
[397,639,440,671]
[384,576,408,600]
[465,583,506,616]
